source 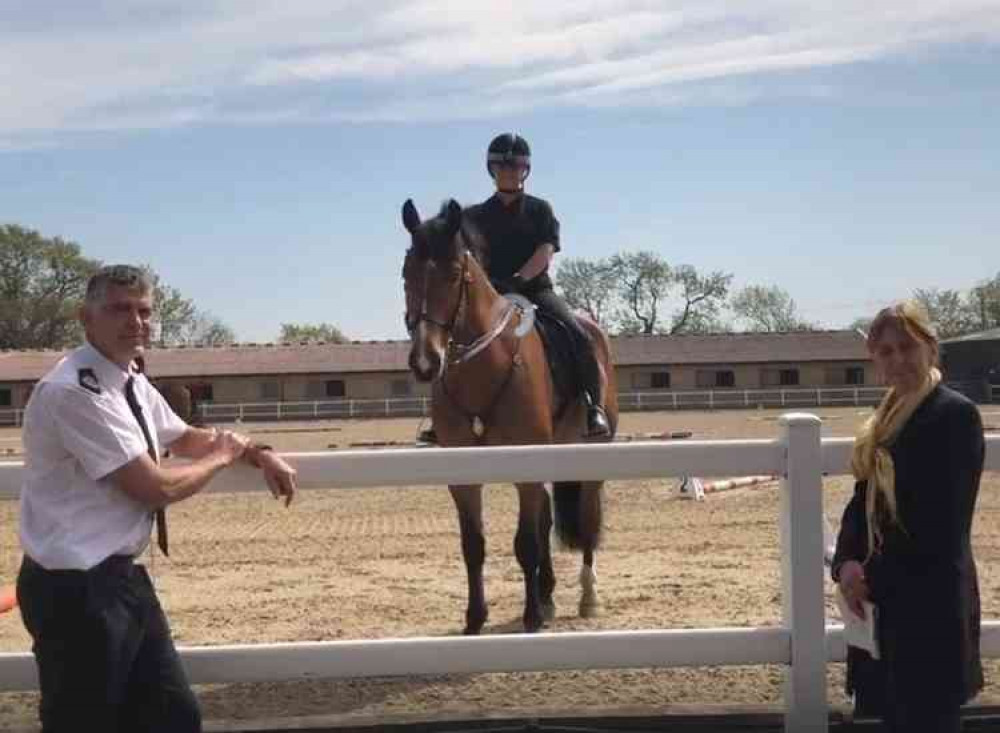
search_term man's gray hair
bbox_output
[85,265,154,306]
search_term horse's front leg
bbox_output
[514,482,548,633]
[449,484,488,635]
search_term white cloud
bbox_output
[1,0,998,146]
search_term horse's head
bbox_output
[401,198,471,382]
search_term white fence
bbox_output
[0,409,23,428]
[0,417,998,733]
[189,387,888,424]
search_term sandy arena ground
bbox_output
[1,406,999,729]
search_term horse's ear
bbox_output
[444,199,462,234]
[402,199,421,234]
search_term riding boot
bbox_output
[418,427,438,445]
[584,392,611,438]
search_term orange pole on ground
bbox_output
[0,585,17,614]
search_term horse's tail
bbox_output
[552,481,603,551]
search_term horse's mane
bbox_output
[421,201,488,269]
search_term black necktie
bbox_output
[125,376,169,556]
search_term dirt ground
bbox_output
[2,406,999,730]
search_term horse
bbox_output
[400,198,619,634]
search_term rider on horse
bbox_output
[419,133,611,442]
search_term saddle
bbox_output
[532,307,584,415]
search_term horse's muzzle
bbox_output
[409,346,443,383]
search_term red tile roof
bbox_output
[0,330,868,383]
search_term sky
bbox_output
[1,1,998,343]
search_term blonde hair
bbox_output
[852,300,941,561]
[866,300,939,362]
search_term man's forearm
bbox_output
[168,426,220,459]
[148,453,232,507]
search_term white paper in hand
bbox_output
[835,586,879,659]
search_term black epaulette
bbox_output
[77,368,102,395]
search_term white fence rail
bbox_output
[0,420,998,733]
[188,387,888,424]
[0,409,23,428]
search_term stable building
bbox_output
[613,331,869,392]
[1,330,873,416]
[941,328,1000,403]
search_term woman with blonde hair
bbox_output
[832,300,985,732]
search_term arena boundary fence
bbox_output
[1,414,998,733]
[180,388,889,424]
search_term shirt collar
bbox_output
[488,192,524,213]
[78,341,136,393]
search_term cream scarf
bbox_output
[851,366,941,561]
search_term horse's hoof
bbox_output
[541,600,557,622]
[464,609,488,636]
[523,613,545,633]
[579,600,601,619]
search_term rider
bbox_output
[419,133,611,442]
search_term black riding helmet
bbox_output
[487,133,531,183]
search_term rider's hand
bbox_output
[494,274,526,294]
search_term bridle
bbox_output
[404,249,520,369]
[404,249,469,337]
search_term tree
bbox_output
[279,322,349,344]
[669,265,733,334]
[188,315,236,346]
[556,251,732,336]
[848,317,873,334]
[0,224,100,350]
[912,288,977,340]
[143,267,236,347]
[731,285,814,333]
[609,251,672,335]
[554,257,618,327]
[969,272,1000,331]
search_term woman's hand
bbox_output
[838,560,871,619]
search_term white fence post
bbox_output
[779,413,827,733]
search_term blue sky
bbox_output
[2,1,998,342]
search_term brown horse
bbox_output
[401,198,619,634]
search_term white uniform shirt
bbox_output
[19,342,188,570]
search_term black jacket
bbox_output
[833,384,985,711]
[466,193,560,294]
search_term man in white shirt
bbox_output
[17,265,297,733]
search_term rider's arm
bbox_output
[517,243,556,281]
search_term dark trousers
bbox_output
[884,703,962,733]
[17,554,201,733]
[530,288,604,405]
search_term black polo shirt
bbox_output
[467,193,560,292]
